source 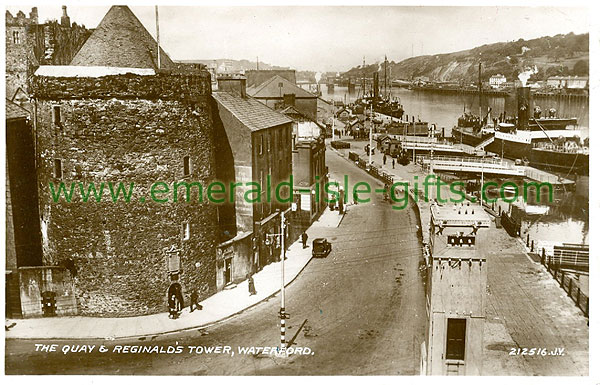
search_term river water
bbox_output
[323,86,589,247]
[323,86,589,138]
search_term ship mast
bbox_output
[478,60,482,127]
[362,56,366,100]
[384,55,387,99]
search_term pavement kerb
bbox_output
[6,250,316,342]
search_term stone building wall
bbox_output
[31,71,219,316]
[5,8,91,99]
[5,13,35,98]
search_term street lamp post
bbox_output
[369,104,373,165]
[480,155,485,206]
[265,208,291,355]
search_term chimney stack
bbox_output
[61,5,70,27]
[29,7,38,24]
[283,93,296,107]
[217,76,247,98]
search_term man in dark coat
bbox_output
[302,232,308,249]
[190,288,202,312]
[167,280,184,319]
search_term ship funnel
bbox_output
[517,86,531,131]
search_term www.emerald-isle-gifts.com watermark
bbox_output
[48,174,553,209]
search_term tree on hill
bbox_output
[572,60,589,76]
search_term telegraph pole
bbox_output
[280,211,286,352]
[369,104,373,165]
[332,112,336,140]
[429,125,434,202]
[278,208,291,355]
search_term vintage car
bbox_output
[312,238,332,258]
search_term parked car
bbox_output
[312,238,332,258]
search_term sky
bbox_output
[6,3,590,72]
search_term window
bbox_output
[12,31,20,44]
[182,222,190,241]
[258,134,263,155]
[446,318,467,360]
[52,105,61,126]
[183,156,191,177]
[54,159,62,179]
[267,133,271,153]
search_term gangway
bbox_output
[417,155,525,177]
[417,155,575,185]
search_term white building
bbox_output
[547,76,589,89]
[489,74,507,88]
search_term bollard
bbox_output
[541,248,546,265]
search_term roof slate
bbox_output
[247,75,316,99]
[70,6,175,70]
[213,92,292,132]
[5,99,30,121]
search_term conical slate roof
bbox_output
[70,6,174,70]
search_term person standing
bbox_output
[302,232,308,249]
[167,275,184,319]
[189,287,202,312]
[247,274,257,296]
[392,158,395,169]
[383,154,387,165]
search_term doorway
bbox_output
[224,258,232,285]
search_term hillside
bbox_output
[342,32,588,83]
[176,58,290,72]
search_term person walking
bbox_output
[302,232,308,249]
[189,287,202,312]
[392,158,395,169]
[247,274,257,296]
[383,154,387,165]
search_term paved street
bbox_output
[5,148,427,375]
[337,137,589,375]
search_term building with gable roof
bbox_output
[245,69,297,88]
[212,76,294,287]
[247,74,318,120]
[30,6,217,316]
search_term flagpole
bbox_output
[155,6,161,70]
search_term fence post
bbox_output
[576,288,580,307]
[585,297,589,317]
[561,270,564,288]
[530,240,534,252]
[527,233,530,246]
[568,278,572,298]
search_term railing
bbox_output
[418,155,506,165]
[541,245,589,272]
[417,155,525,175]
[539,254,589,317]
